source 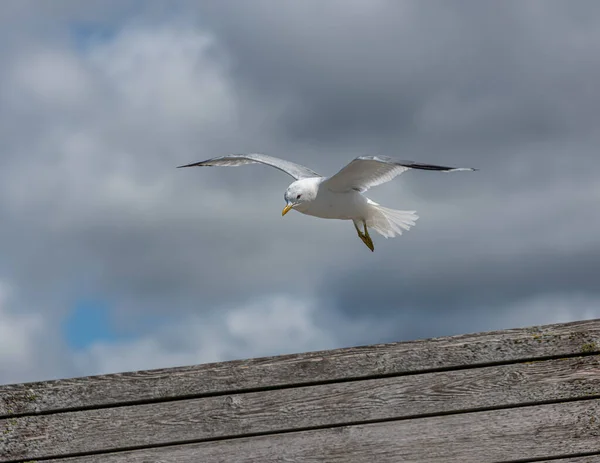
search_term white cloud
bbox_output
[0,281,71,385]
[0,282,44,371]
[74,294,338,376]
[226,294,334,353]
[8,49,92,109]
[1,25,238,221]
[87,26,237,131]
[492,292,600,330]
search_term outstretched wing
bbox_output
[177,153,320,180]
[322,155,477,193]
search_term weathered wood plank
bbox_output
[42,399,600,463]
[2,355,599,461]
[2,319,599,418]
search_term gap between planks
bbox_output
[532,455,600,463]
[503,451,600,463]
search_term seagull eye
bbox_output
[296,194,302,200]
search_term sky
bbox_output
[1,0,600,386]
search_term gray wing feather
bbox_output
[323,155,477,193]
[177,153,320,180]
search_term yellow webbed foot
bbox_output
[362,221,374,251]
[354,221,375,252]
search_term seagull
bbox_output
[178,154,476,251]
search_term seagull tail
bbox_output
[366,203,419,238]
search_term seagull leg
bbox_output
[362,220,375,252]
[353,220,374,252]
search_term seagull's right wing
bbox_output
[323,155,476,193]
[177,153,320,180]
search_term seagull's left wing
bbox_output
[177,153,320,180]
[322,155,477,193]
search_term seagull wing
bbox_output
[322,155,477,193]
[177,153,320,180]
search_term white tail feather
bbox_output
[366,204,419,238]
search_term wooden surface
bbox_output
[41,400,600,463]
[1,318,600,463]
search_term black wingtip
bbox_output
[176,163,199,168]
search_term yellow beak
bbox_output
[282,204,293,216]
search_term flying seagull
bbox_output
[178,154,476,252]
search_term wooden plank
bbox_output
[2,355,599,461]
[42,399,600,463]
[1,319,599,418]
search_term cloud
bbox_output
[0,280,73,385]
[73,294,340,375]
[0,283,43,376]
[1,1,600,385]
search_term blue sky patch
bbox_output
[69,22,117,53]
[63,300,124,349]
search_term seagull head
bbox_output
[282,179,318,216]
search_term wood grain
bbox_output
[2,355,599,461]
[2,319,599,418]
[41,399,600,463]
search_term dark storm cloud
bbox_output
[183,0,600,340]
[192,1,600,148]
[324,246,600,318]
